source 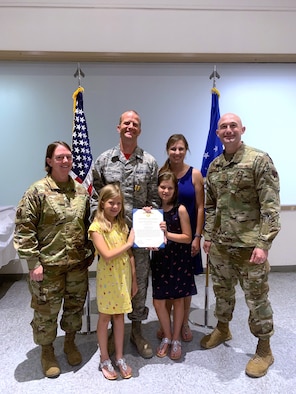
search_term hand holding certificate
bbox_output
[132,208,165,248]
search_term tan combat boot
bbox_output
[41,344,60,378]
[130,321,153,359]
[245,338,274,378]
[200,321,232,349]
[64,332,82,366]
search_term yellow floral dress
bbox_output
[89,221,132,314]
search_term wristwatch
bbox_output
[194,234,202,239]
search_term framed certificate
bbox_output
[132,208,165,248]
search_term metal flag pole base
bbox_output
[189,297,217,328]
[189,256,217,329]
[78,288,98,335]
[79,313,98,335]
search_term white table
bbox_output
[0,206,18,268]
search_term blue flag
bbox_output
[201,88,223,178]
[70,87,94,196]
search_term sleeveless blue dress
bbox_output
[178,166,203,275]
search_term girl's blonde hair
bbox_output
[94,183,128,233]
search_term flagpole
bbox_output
[203,65,219,327]
[73,62,85,87]
[209,65,220,88]
[72,64,97,335]
[189,66,222,329]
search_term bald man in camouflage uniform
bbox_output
[14,141,94,378]
[200,113,280,378]
[92,110,159,358]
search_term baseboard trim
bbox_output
[270,265,296,272]
[0,274,25,282]
[1,265,296,282]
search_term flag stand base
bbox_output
[189,257,217,329]
[78,314,98,335]
[78,289,98,335]
[189,308,216,329]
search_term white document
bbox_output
[132,208,165,248]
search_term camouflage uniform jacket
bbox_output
[92,144,160,227]
[204,143,280,250]
[14,175,93,271]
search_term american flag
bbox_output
[70,87,94,195]
[201,87,223,178]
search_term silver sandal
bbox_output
[170,340,182,360]
[156,337,171,358]
[115,358,132,379]
[99,359,118,380]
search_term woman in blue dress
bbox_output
[158,134,205,342]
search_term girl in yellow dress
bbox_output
[89,184,137,380]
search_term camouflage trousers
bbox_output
[28,264,88,345]
[209,243,274,340]
[128,248,151,321]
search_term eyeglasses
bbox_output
[54,155,73,161]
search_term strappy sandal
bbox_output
[156,337,171,358]
[170,340,182,360]
[115,358,132,379]
[99,359,118,380]
[181,323,193,342]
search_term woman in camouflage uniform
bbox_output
[14,141,94,378]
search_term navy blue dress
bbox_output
[178,167,203,275]
[151,205,197,300]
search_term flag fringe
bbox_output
[211,87,220,97]
[72,86,84,113]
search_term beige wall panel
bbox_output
[0,3,296,57]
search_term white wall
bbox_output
[0,62,295,207]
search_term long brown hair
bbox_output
[159,134,190,174]
[158,171,179,207]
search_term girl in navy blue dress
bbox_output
[158,134,204,342]
[151,171,196,360]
